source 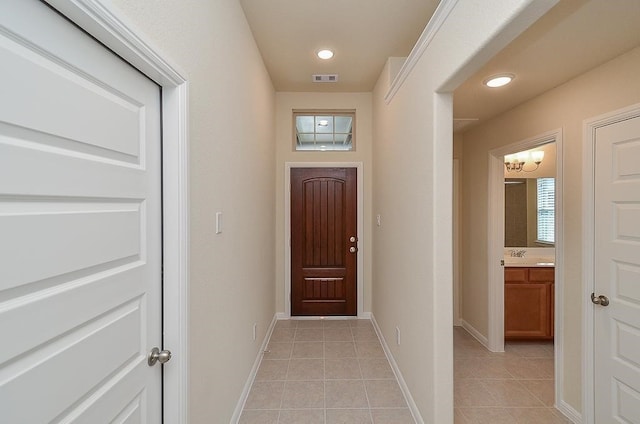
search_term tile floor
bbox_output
[454,326,572,423]
[240,322,573,423]
[239,319,416,424]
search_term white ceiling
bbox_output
[239,0,440,92]
[240,0,640,128]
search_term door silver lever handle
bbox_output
[591,292,610,307]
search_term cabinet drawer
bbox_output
[505,267,528,283]
[529,267,554,282]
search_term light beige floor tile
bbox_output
[349,320,374,329]
[476,358,514,379]
[238,410,279,424]
[454,358,479,379]
[295,320,325,329]
[359,358,394,379]
[325,342,357,358]
[454,342,493,358]
[244,381,285,410]
[291,342,324,358]
[353,327,379,341]
[370,408,415,423]
[274,320,298,329]
[458,407,514,424]
[356,341,386,358]
[281,381,324,408]
[326,408,372,424]
[295,328,324,341]
[270,328,296,342]
[325,358,362,379]
[455,357,512,379]
[506,342,554,358]
[480,380,545,407]
[508,407,571,423]
[325,327,354,341]
[504,358,554,379]
[286,358,324,380]
[256,360,289,381]
[454,408,470,424]
[455,379,499,407]
[365,379,407,408]
[324,319,353,328]
[264,342,293,359]
[278,409,324,424]
[520,379,555,406]
[325,380,369,408]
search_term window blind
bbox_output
[537,178,555,244]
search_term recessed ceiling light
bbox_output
[483,73,514,88]
[317,49,334,60]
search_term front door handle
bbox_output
[591,292,610,307]
[349,246,357,253]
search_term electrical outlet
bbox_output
[215,212,223,234]
[396,326,401,346]
[376,214,381,226]
[252,323,257,341]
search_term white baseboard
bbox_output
[230,314,278,424]
[275,312,372,320]
[459,319,490,350]
[556,400,582,423]
[370,314,424,424]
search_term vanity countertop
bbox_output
[504,257,555,267]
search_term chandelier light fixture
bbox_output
[504,150,544,172]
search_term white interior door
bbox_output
[0,1,163,422]
[594,114,640,423]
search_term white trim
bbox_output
[453,159,462,326]
[582,103,640,424]
[370,314,424,424]
[384,0,459,104]
[283,162,365,318]
[230,314,278,424]
[44,1,190,422]
[459,320,489,349]
[487,129,562,353]
[557,400,582,424]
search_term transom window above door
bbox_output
[294,110,354,151]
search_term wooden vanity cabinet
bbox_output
[505,267,554,340]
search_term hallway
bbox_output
[239,319,415,423]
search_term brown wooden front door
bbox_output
[291,168,357,316]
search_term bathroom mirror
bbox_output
[504,177,555,247]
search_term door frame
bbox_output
[487,129,565,405]
[284,162,364,318]
[44,1,190,422]
[582,102,640,424]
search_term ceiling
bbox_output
[240,0,640,129]
[239,0,440,92]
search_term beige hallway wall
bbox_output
[109,0,277,421]
[459,45,640,412]
[371,1,554,421]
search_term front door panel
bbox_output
[291,168,357,316]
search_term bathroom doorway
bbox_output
[487,130,564,406]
